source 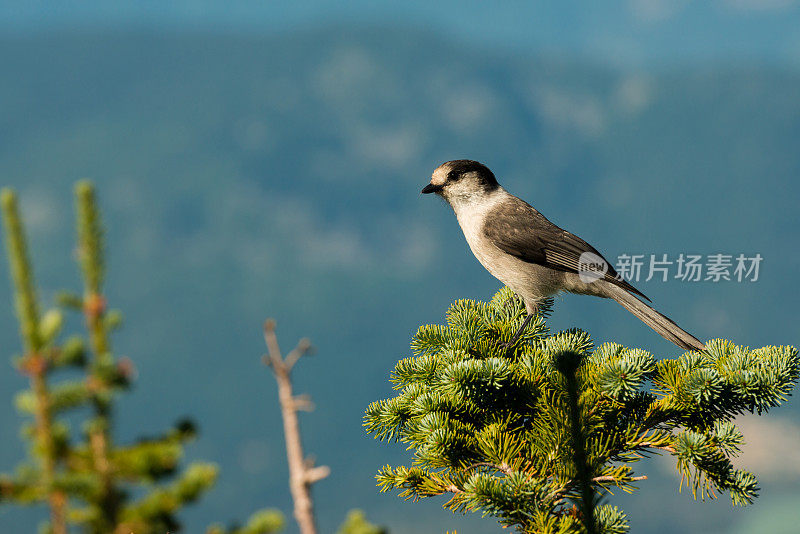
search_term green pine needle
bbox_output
[366,288,799,532]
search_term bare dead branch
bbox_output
[292,394,315,412]
[284,338,312,370]
[262,319,328,534]
[305,465,331,485]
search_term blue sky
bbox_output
[1,3,799,533]
[2,0,800,65]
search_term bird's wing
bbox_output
[483,198,650,301]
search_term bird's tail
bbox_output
[605,284,706,352]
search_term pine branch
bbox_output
[263,319,328,534]
[366,288,799,533]
[1,188,68,534]
[336,509,387,534]
[74,181,121,531]
[3,182,284,534]
[558,351,598,534]
[207,509,285,534]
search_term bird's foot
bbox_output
[499,313,534,353]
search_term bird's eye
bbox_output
[447,170,460,181]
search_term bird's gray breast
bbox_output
[453,194,564,302]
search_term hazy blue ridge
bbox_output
[0,27,798,534]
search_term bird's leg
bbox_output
[502,312,534,350]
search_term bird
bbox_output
[421,159,706,352]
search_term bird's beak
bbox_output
[421,183,443,194]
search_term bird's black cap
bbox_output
[427,159,499,191]
[443,160,496,181]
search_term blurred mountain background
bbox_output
[1,2,799,533]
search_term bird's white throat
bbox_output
[449,187,509,242]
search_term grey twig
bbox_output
[263,319,328,534]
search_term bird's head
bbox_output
[422,160,499,205]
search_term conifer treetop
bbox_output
[1,184,279,534]
[365,288,799,533]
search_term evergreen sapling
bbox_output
[365,288,798,533]
[1,184,280,534]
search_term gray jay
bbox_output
[422,159,705,352]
